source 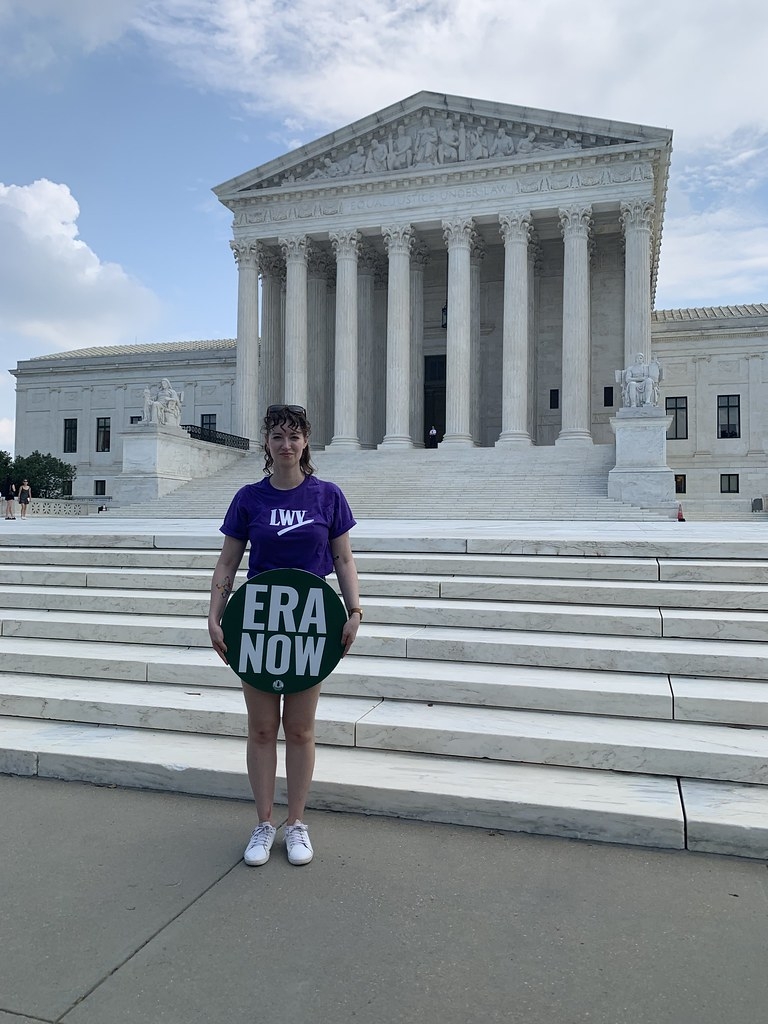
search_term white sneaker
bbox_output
[284,821,314,865]
[243,822,277,866]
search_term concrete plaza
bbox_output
[1,773,767,1024]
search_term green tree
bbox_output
[12,451,77,499]
[0,450,12,481]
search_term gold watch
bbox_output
[348,606,363,621]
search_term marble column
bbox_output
[258,248,285,412]
[329,229,361,449]
[497,211,533,446]
[527,236,541,442]
[279,234,310,407]
[380,224,414,448]
[620,198,655,366]
[231,240,260,441]
[556,206,593,446]
[441,217,475,447]
[410,242,429,446]
[470,233,486,446]
[307,247,332,446]
[357,245,378,448]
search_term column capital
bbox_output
[259,247,285,279]
[279,234,310,263]
[620,198,655,234]
[558,205,593,239]
[330,229,361,259]
[499,210,533,244]
[382,223,414,256]
[358,242,383,276]
[442,217,475,250]
[230,240,261,269]
[307,247,334,279]
[411,240,431,268]
[470,231,486,266]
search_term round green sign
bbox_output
[221,569,348,693]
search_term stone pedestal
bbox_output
[608,408,677,511]
[113,425,245,504]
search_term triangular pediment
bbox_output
[214,91,672,198]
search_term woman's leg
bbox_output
[282,684,322,824]
[241,684,281,822]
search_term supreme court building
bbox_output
[213,91,671,451]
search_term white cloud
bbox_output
[128,0,768,141]
[0,0,141,73]
[0,179,161,351]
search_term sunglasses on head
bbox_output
[267,404,306,416]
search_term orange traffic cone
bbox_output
[677,503,686,522]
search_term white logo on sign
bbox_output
[272,679,285,691]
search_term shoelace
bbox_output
[285,823,310,849]
[249,823,274,847]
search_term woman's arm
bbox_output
[331,531,361,657]
[208,535,247,663]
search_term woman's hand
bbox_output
[340,612,360,657]
[208,619,229,664]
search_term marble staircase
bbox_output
[1,524,768,858]
[111,445,670,520]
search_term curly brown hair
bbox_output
[262,405,315,477]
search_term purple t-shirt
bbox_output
[220,475,356,579]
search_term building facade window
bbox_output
[96,417,111,452]
[675,474,687,494]
[549,388,559,410]
[63,418,78,453]
[61,480,73,497]
[200,414,217,434]
[603,386,614,407]
[720,473,739,493]
[129,415,142,424]
[94,480,106,496]
[717,395,740,438]
[666,397,688,440]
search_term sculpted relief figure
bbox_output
[437,119,461,164]
[388,125,413,170]
[142,378,184,426]
[414,114,438,167]
[346,144,367,174]
[365,136,389,174]
[489,126,515,158]
[466,126,489,160]
[617,354,663,408]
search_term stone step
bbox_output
[354,700,768,785]
[0,591,665,637]
[7,565,768,615]
[0,675,378,746]
[1,610,766,677]
[2,658,765,729]
[5,672,767,783]
[0,715,684,851]
[3,714,767,858]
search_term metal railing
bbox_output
[181,425,250,450]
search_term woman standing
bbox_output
[18,479,32,519]
[208,405,362,867]
[3,477,16,519]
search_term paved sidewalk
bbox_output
[1,775,766,1024]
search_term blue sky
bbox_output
[2,0,768,451]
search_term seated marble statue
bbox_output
[142,378,183,426]
[437,119,460,164]
[489,126,515,158]
[617,354,663,408]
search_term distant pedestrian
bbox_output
[18,479,32,519]
[3,477,16,519]
[427,425,438,448]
